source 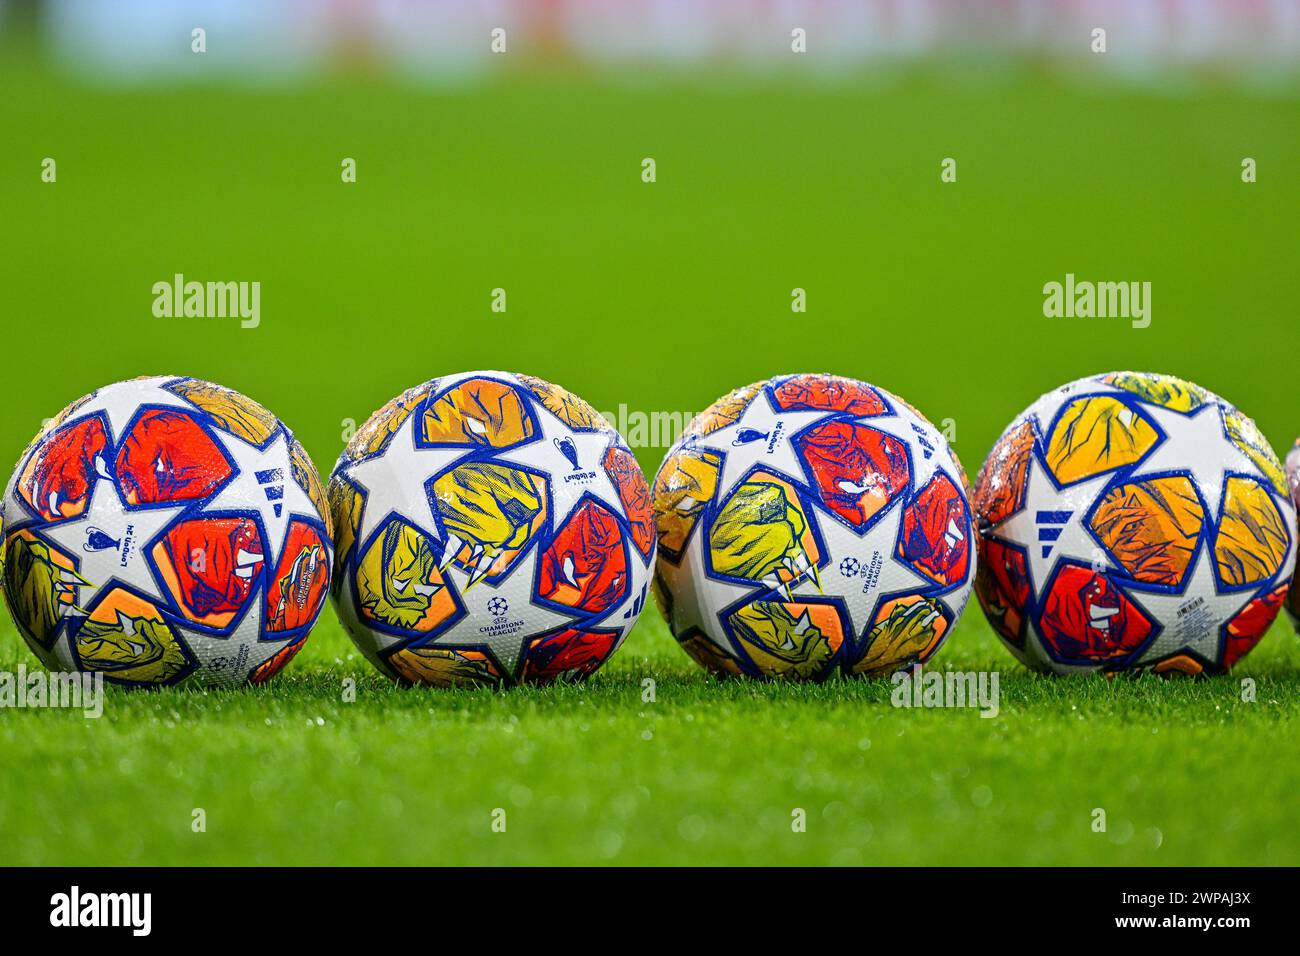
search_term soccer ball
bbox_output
[651,373,975,681]
[328,371,655,687]
[0,376,333,687]
[1287,439,1300,632]
[972,371,1296,675]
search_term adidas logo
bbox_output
[1036,510,1072,558]
[911,422,935,460]
[256,467,285,518]
[623,584,647,620]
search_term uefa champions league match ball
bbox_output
[972,371,1297,675]
[651,373,975,681]
[328,371,655,687]
[0,376,333,687]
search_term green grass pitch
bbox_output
[0,56,1298,865]
[3,614,1300,866]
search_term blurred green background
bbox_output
[4,53,1298,476]
[1,8,1299,866]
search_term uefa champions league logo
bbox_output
[732,422,785,455]
[556,436,599,485]
[83,527,121,553]
[209,644,251,675]
[84,524,137,568]
[554,436,580,471]
[477,597,525,641]
[731,428,769,446]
